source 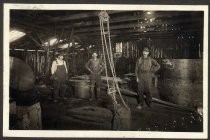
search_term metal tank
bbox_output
[158,59,203,107]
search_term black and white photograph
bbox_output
[3,4,208,139]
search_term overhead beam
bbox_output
[11,20,52,33]
[75,27,202,36]
[72,18,201,34]
[54,12,202,29]
[35,10,131,24]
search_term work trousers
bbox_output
[137,72,153,106]
[16,102,42,130]
[90,73,101,99]
[53,79,66,99]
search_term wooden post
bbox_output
[44,51,47,75]
[67,28,74,75]
[72,39,76,75]
[35,49,38,76]
[198,43,201,58]
[24,49,27,64]
[45,41,50,76]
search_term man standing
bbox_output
[135,47,160,109]
[51,52,68,102]
[85,52,104,101]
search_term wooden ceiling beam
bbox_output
[35,10,131,24]
[53,12,202,29]
[11,20,52,33]
[84,28,201,36]
[72,18,201,34]
[72,28,202,45]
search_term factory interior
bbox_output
[9,10,203,131]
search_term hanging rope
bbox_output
[98,11,130,110]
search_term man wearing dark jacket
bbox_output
[85,52,104,101]
[135,47,160,109]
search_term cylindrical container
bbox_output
[158,59,203,107]
[71,80,90,99]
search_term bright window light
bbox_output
[10,29,26,43]
[116,42,123,53]
[58,42,79,49]
[58,43,69,49]
[43,42,49,46]
[49,38,58,46]
[43,38,78,48]
[43,38,58,46]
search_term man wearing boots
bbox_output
[135,47,160,109]
[85,52,104,101]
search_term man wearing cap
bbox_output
[51,52,68,102]
[85,52,104,101]
[135,47,160,109]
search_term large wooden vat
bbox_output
[158,59,203,107]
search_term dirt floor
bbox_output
[38,86,203,132]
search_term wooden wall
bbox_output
[114,37,202,76]
[10,35,203,80]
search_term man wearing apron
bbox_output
[135,47,160,109]
[51,52,68,102]
[85,52,104,101]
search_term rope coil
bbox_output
[98,11,130,111]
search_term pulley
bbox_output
[98,10,109,22]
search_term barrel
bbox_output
[69,79,90,99]
[10,57,35,91]
[158,59,203,107]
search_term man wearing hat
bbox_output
[51,52,68,102]
[85,52,104,101]
[135,47,160,109]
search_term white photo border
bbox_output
[3,4,208,139]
